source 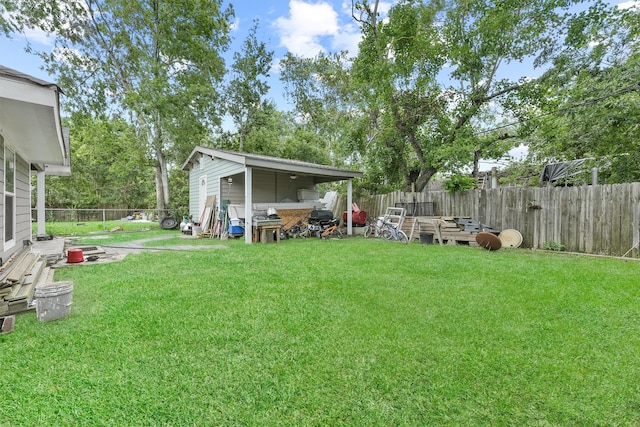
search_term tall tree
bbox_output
[349,0,586,191]
[520,2,640,183]
[280,51,357,167]
[44,115,155,209]
[225,19,275,153]
[17,0,233,217]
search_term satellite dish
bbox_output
[476,232,502,251]
[499,229,523,248]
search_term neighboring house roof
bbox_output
[183,147,363,183]
[0,65,69,175]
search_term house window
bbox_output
[4,147,15,249]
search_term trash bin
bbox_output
[35,281,73,322]
[420,232,434,244]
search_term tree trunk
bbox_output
[155,147,170,219]
[473,149,481,177]
[414,166,438,192]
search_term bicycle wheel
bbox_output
[381,229,393,240]
[397,230,409,244]
[334,229,343,239]
[363,223,372,238]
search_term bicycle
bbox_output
[363,218,383,238]
[320,218,342,239]
[380,218,409,243]
[364,216,408,243]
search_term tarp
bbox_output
[540,159,587,183]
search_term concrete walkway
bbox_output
[31,234,228,268]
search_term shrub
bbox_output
[543,241,566,251]
[442,174,476,193]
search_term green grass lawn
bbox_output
[2,234,640,426]
[34,219,161,236]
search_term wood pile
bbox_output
[0,248,49,316]
[405,216,480,244]
[277,209,314,232]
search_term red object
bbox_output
[476,232,502,251]
[343,210,368,225]
[67,248,84,263]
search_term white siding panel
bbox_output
[15,156,30,247]
[188,155,244,218]
[0,137,4,260]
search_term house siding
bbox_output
[188,155,243,221]
[0,135,32,261]
[15,155,31,248]
[0,136,3,258]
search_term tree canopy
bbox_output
[522,2,640,183]
[16,0,233,214]
[7,0,640,210]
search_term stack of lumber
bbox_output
[0,248,49,316]
[404,216,480,244]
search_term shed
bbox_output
[0,65,70,260]
[181,147,363,243]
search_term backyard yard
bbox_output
[2,231,639,425]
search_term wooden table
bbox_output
[252,224,282,243]
[408,217,444,245]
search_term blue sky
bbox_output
[2,0,636,105]
[0,1,368,94]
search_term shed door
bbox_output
[198,175,207,222]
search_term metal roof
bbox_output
[182,147,363,182]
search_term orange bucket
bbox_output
[67,248,84,263]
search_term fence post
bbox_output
[103,209,106,231]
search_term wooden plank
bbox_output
[278,209,314,231]
[199,195,217,232]
[8,298,30,314]
[5,253,39,284]
[0,247,31,286]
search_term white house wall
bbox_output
[0,135,31,262]
[188,155,243,222]
[15,155,31,248]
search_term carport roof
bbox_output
[182,147,363,182]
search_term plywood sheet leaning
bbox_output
[199,195,217,232]
[278,209,314,231]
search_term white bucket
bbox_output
[35,281,74,322]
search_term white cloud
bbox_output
[509,143,528,160]
[22,26,55,46]
[616,0,639,10]
[52,45,82,65]
[229,17,240,32]
[331,22,361,55]
[376,1,394,15]
[275,0,360,58]
[275,0,339,57]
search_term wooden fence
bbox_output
[345,183,640,258]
